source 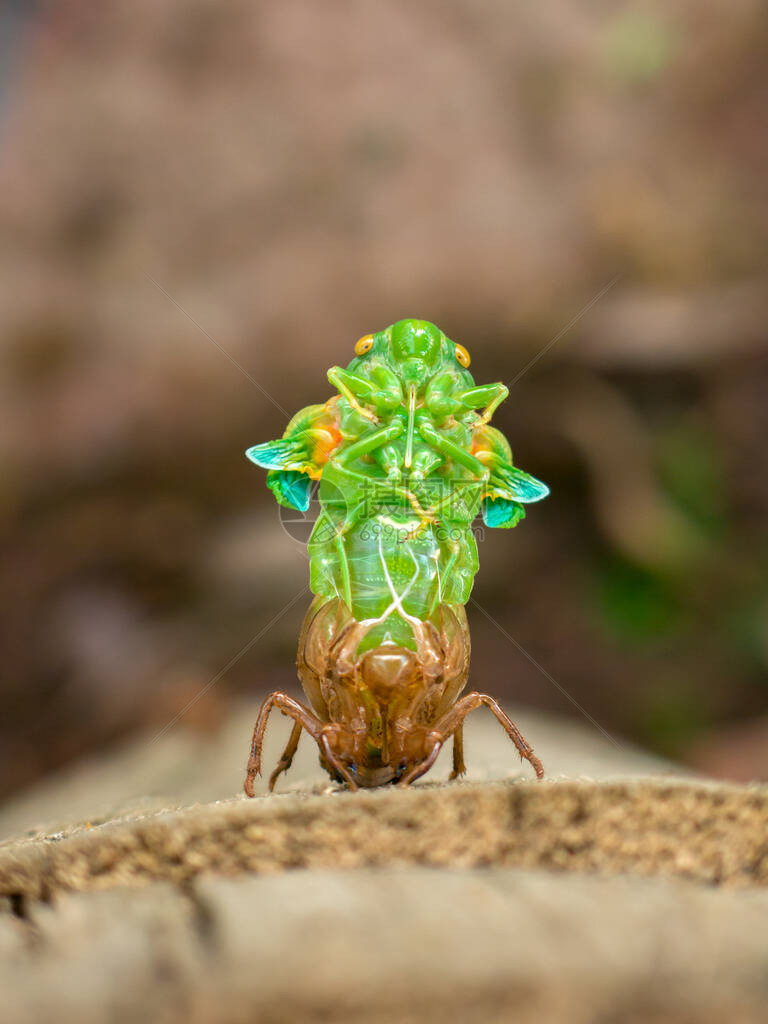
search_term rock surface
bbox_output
[4,868,768,1024]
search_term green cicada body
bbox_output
[244,319,549,792]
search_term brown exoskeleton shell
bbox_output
[244,597,542,793]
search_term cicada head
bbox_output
[388,318,442,389]
[349,318,475,399]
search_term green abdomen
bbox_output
[308,504,479,650]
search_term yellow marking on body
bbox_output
[311,426,342,468]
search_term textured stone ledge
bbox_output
[2,777,767,902]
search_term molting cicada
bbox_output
[244,318,549,792]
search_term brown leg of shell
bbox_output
[319,731,359,791]
[449,724,466,781]
[398,732,443,787]
[244,692,324,797]
[268,721,303,792]
[432,692,544,780]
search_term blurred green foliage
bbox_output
[656,418,727,539]
[594,559,688,646]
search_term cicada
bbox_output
[244,319,549,793]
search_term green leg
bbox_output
[457,382,509,425]
[335,420,403,465]
[409,448,443,479]
[372,443,404,479]
[417,421,489,480]
[327,366,377,423]
[477,384,509,426]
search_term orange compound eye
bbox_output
[454,343,471,368]
[354,334,374,356]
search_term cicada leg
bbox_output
[399,692,544,787]
[268,721,303,792]
[443,692,544,779]
[398,731,444,787]
[244,691,325,797]
[449,724,467,780]
[319,731,359,791]
[417,421,490,480]
[475,383,509,427]
[327,365,378,423]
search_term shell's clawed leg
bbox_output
[398,732,444,787]
[244,692,324,797]
[319,732,359,791]
[268,721,303,792]
[438,692,544,780]
[399,693,543,788]
[449,724,466,781]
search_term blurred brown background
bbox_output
[1,0,767,801]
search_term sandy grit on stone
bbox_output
[2,778,767,901]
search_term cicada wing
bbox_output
[246,437,310,471]
[481,456,548,528]
[266,469,312,511]
[247,435,318,510]
[494,463,550,503]
[481,497,526,529]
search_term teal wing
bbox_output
[266,469,312,511]
[481,497,527,529]
[481,463,547,528]
[246,436,316,512]
[246,436,312,472]
[491,463,549,503]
